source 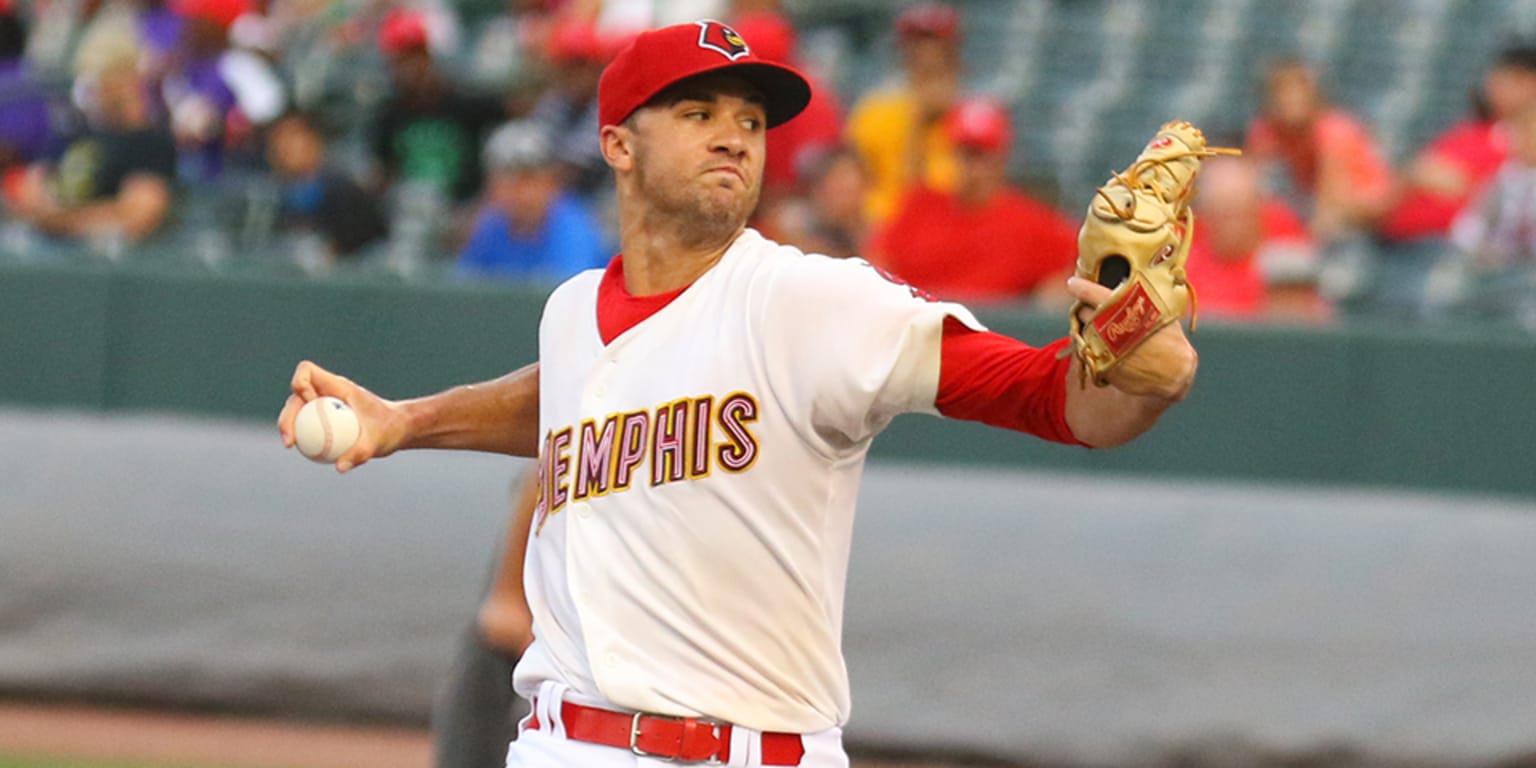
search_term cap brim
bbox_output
[726,62,812,128]
[656,61,811,129]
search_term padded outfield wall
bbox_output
[3,258,1534,495]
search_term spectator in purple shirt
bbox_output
[162,0,252,182]
[0,8,59,167]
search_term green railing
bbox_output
[5,257,1535,495]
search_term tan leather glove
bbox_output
[1067,121,1238,385]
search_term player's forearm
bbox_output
[397,362,541,457]
[1062,357,1186,448]
[479,466,538,654]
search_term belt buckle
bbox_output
[629,711,725,765]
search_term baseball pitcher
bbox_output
[279,18,1218,768]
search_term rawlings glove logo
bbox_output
[1094,283,1163,356]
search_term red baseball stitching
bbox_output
[316,399,335,460]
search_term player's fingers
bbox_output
[276,394,304,448]
[334,432,378,474]
[1065,276,1112,307]
[290,360,321,402]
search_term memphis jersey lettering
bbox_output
[533,391,760,532]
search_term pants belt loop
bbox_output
[535,681,569,739]
[728,720,760,767]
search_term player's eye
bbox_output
[684,110,709,121]
[741,116,764,132]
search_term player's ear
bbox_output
[600,124,635,172]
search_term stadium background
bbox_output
[6,0,1536,766]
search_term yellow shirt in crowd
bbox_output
[845,86,962,226]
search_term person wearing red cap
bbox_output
[279,19,1199,768]
[525,19,629,201]
[163,0,257,182]
[728,10,843,197]
[845,2,967,227]
[871,97,1079,304]
[371,8,506,206]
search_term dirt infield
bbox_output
[0,702,430,768]
[0,701,985,768]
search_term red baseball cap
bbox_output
[945,98,1011,153]
[378,9,429,55]
[727,12,797,65]
[597,20,812,130]
[171,0,252,30]
[547,19,605,64]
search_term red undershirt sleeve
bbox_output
[935,316,1086,446]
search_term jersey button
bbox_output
[574,502,592,519]
[603,651,620,670]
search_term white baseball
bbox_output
[293,396,360,463]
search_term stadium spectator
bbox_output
[524,18,619,201]
[0,7,60,168]
[4,22,175,248]
[1185,154,1325,322]
[728,10,842,199]
[370,7,505,205]
[190,0,288,169]
[456,119,611,283]
[1245,56,1395,242]
[1445,101,1536,321]
[868,97,1077,304]
[134,0,186,79]
[846,1,966,226]
[160,0,254,182]
[1380,43,1536,243]
[264,110,389,262]
[463,0,557,94]
[758,143,870,259]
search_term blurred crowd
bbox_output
[3,0,1536,329]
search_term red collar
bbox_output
[595,255,692,345]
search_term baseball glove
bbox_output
[1065,121,1239,386]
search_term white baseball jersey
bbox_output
[512,228,983,733]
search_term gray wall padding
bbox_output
[3,408,1535,765]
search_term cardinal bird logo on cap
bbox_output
[696,20,751,60]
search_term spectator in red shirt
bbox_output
[869,97,1078,304]
[1246,56,1395,242]
[1186,155,1326,322]
[1380,43,1536,242]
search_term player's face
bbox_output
[627,74,768,237]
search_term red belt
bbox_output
[527,698,806,765]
